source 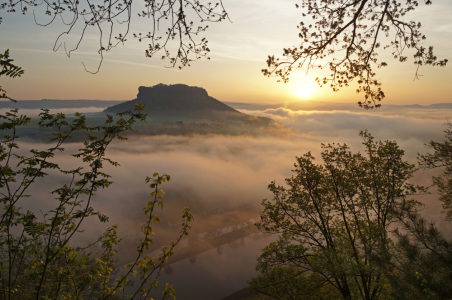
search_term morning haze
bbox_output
[1,0,452,299]
[3,84,450,298]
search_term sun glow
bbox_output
[296,85,312,100]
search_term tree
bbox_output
[0,24,193,297]
[384,121,452,299]
[0,0,228,72]
[250,131,423,299]
[0,48,24,101]
[0,105,193,299]
[419,121,452,219]
[390,201,452,299]
[262,0,448,109]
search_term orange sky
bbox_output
[1,0,451,105]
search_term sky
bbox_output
[2,1,452,297]
[1,0,451,105]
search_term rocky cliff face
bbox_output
[137,84,209,99]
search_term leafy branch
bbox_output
[0,105,191,299]
[0,49,24,101]
[263,0,448,109]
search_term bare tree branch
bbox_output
[1,0,229,72]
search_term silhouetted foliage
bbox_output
[263,0,448,109]
[392,202,452,299]
[0,49,24,101]
[383,121,452,299]
[0,0,228,72]
[419,121,452,219]
[0,105,193,299]
[251,131,424,299]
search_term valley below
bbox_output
[2,84,452,299]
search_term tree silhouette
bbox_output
[0,106,193,299]
[1,0,228,72]
[0,49,24,101]
[263,0,448,109]
[251,131,425,298]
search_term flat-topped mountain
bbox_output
[104,84,281,136]
[105,84,243,121]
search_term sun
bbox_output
[296,85,312,99]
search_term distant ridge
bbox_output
[104,84,244,121]
[0,99,123,109]
[410,103,452,109]
[225,101,452,112]
[2,96,450,112]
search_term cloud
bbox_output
[16,105,452,232]
[240,106,449,154]
[77,105,451,250]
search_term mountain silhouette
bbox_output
[105,84,247,121]
[104,84,280,135]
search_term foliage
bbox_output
[0,49,24,101]
[263,0,448,109]
[0,105,192,299]
[251,131,424,299]
[0,0,228,72]
[419,121,452,219]
[383,121,452,299]
[392,203,452,299]
[249,262,340,299]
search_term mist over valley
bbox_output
[2,84,451,299]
